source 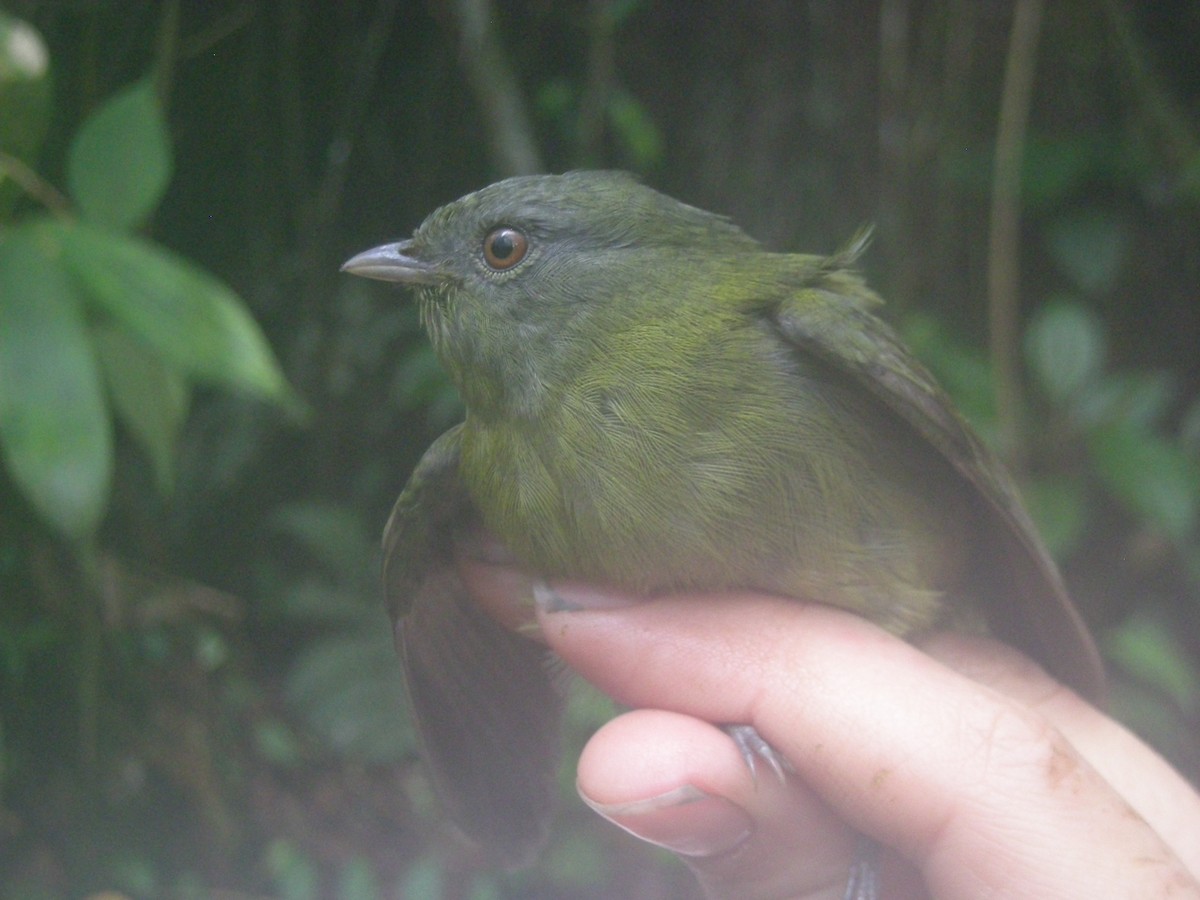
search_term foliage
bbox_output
[0,2,1197,898]
[0,73,298,540]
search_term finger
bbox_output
[457,553,540,637]
[535,585,1200,898]
[576,708,891,899]
[922,632,1200,877]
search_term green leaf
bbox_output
[1107,613,1200,711]
[1021,475,1089,557]
[1075,370,1174,430]
[265,839,318,900]
[67,76,171,231]
[1044,210,1129,295]
[335,857,380,900]
[1179,393,1200,454]
[53,221,299,407]
[1025,299,1106,404]
[93,324,189,496]
[0,226,112,538]
[285,629,412,761]
[1089,423,1200,542]
[607,89,664,169]
[0,12,53,213]
[269,501,375,577]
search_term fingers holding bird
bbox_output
[527,584,1197,899]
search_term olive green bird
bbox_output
[342,171,1104,868]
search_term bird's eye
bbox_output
[482,226,529,270]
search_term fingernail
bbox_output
[579,784,753,858]
[532,580,641,613]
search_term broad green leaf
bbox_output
[0,12,52,212]
[1025,299,1106,404]
[93,324,189,496]
[66,76,171,231]
[0,226,112,538]
[53,221,298,406]
[1089,422,1199,542]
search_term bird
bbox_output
[342,170,1104,890]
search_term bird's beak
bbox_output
[340,240,443,285]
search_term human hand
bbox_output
[461,556,1200,899]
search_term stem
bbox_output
[1099,0,1198,171]
[575,0,617,165]
[0,150,71,215]
[986,0,1043,469]
[451,0,543,175]
[152,0,182,107]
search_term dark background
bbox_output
[1,2,1198,897]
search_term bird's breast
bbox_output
[457,320,969,634]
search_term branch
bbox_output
[451,0,543,175]
[986,0,1043,469]
[0,150,72,215]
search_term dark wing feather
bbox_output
[771,268,1106,704]
[383,425,563,866]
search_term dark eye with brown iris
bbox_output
[482,226,529,270]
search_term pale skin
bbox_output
[459,553,1200,900]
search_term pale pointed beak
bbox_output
[340,239,444,284]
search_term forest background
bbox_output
[0,2,1198,898]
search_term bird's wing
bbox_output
[770,270,1106,704]
[383,424,563,865]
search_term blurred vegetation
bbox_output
[0,1,1197,898]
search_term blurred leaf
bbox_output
[1180,394,1200,453]
[254,718,303,766]
[1179,149,1200,201]
[270,502,376,577]
[1107,613,1200,711]
[1089,423,1200,542]
[0,226,112,539]
[1024,299,1106,405]
[1075,369,1175,430]
[265,839,318,900]
[0,12,52,213]
[608,89,664,169]
[901,312,997,434]
[544,831,607,888]
[53,220,301,409]
[67,77,171,231]
[1044,210,1130,295]
[1022,475,1089,557]
[192,625,228,671]
[466,876,503,900]
[285,630,412,761]
[399,860,443,900]
[607,0,649,26]
[1108,678,1199,779]
[336,857,379,900]
[93,324,189,496]
[390,342,461,430]
[279,581,374,623]
[0,619,61,680]
[535,77,574,122]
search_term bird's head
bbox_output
[342,171,759,419]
